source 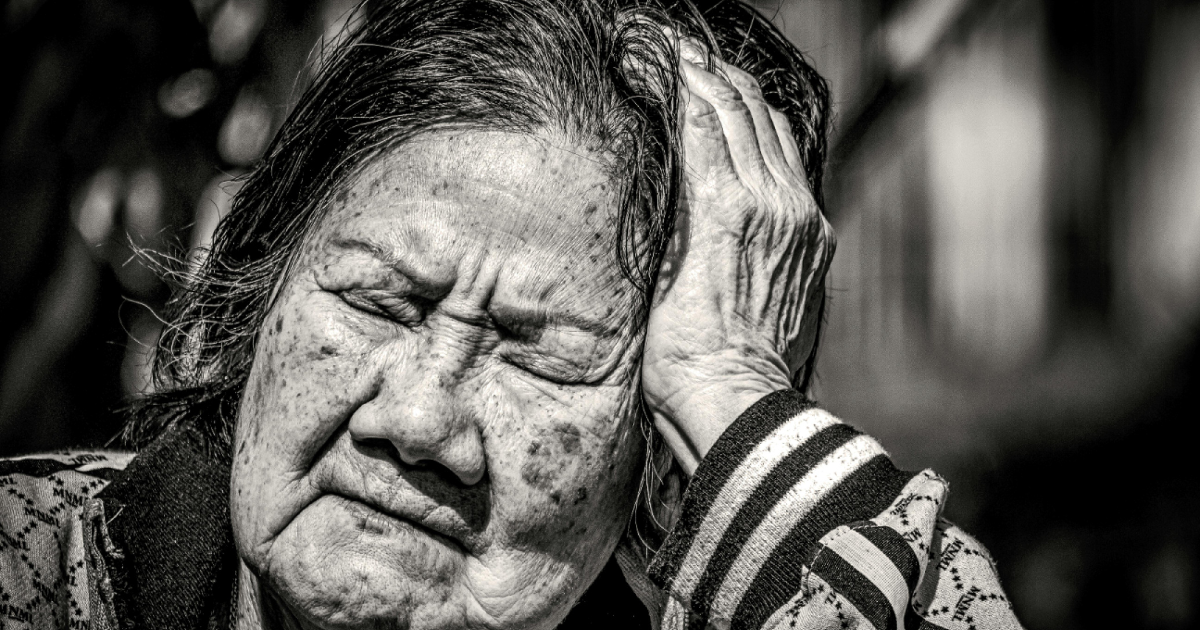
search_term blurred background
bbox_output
[1,0,1197,627]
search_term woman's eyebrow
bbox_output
[329,236,398,266]
[327,236,450,295]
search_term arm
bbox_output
[647,391,1021,630]
[640,37,1021,630]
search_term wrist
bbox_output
[647,359,791,475]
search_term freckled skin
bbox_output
[231,131,648,630]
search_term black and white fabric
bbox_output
[647,391,1022,630]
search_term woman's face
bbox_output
[230,131,648,629]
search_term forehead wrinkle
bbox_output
[492,236,637,336]
[330,129,637,325]
[393,130,611,203]
[326,215,626,336]
[368,161,610,260]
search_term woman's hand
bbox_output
[642,37,835,476]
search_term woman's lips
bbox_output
[328,492,477,554]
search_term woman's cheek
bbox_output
[235,290,386,513]
[485,375,642,547]
[264,298,378,457]
[234,288,406,561]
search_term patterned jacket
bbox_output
[0,391,1023,629]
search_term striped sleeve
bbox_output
[646,390,1023,630]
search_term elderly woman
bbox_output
[1,1,1022,629]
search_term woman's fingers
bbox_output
[768,107,804,178]
[679,51,770,183]
[677,38,799,191]
[711,58,795,183]
[679,76,739,185]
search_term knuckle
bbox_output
[820,219,837,255]
[821,215,835,237]
[682,36,709,57]
[685,107,724,136]
[706,82,744,108]
[685,95,718,120]
[726,67,767,99]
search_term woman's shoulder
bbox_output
[1,450,134,627]
[1,450,135,516]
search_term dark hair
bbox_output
[125,0,830,452]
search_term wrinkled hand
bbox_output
[642,37,834,476]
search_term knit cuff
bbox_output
[647,390,914,627]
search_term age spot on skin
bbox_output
[553,423,580,454]
[520,434,577,498]
[521,455,557,493]
[520,423,588,502]
[558,518,587,535]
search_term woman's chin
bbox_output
[257,495,467,629]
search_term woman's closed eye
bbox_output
[339,288,429,327]
[492,319,610,385]
[500,347,593,385]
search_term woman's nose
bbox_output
[347,351,487,487]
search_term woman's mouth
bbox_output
[328,492,473,555]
